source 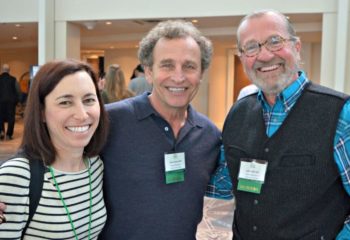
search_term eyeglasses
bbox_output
[239,35,296,57]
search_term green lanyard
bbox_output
[49,163,92,240]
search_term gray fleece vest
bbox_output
[223,83,350,240]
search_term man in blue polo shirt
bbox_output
[98,20,232,240]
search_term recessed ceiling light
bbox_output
[191,19,198,23]
[15,24,21,27]
[12,36,18,40]
[106,21,112,25]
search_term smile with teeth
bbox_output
[258,64,282,72]
[66,125,90,133]
[167,87,186,92]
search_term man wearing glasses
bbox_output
[222,9,350,239]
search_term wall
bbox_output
[208,40,234,129]
[0,48,38,81]
[53,0,336,21]
[311,43,321,84]
[3,0,335,24]
[0,0,38,22]
[104,48,139,86]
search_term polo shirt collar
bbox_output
[133,92,204,128]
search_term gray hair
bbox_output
[236,9,298,48]
[2,64,10,73]
[138,20,213,71]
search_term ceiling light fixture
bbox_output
[12,36,18,40]
[106,21,112,25]
[82,21,97,30]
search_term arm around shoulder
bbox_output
[0,158,31,237]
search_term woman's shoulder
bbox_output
[0,157,31,194]
[0,157,30,177]
[89,155,104,171]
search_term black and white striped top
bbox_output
[0,156,107,239]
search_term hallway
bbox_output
[0,116,23,163]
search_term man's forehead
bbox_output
[153,37,200,58]
[155,36,196,46]
[238,16,287,42]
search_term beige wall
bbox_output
[52,0,336,21]
[104,48,139,86]
[208,41,233,129]
[0,48,38,81]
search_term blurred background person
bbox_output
[0,123,5,140]
[17,71,31,118]
[0,64,18,140]
[98,71,109,103]
[102,64,134,103]
[128,64,152,96]
[98,72,106,90]
[236,84,258,101]
[129,63,144,80]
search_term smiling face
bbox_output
[145,36,203,115]
[238,12,301,95]
[43,71,100,154]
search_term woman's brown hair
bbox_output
[20,59,109,165]
[105,64,134,102]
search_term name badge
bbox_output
[164,152,185,184]
[237,159,268,194]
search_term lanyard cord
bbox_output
[49,164,92,240]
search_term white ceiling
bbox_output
[0,14,322,51]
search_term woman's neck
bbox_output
[52,150,86,172]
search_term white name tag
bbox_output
[164,152,185,172]
[238,159,268,182]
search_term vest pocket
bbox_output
[225,145,249,160]
[279,153,316,167]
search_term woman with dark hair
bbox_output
[0,59,109,239]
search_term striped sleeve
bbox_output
[0,157,30,239]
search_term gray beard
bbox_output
[246,64,299,95]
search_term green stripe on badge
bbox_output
[237,179,262,194]
[165,170,185,184]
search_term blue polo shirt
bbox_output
[99,93,221,240]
